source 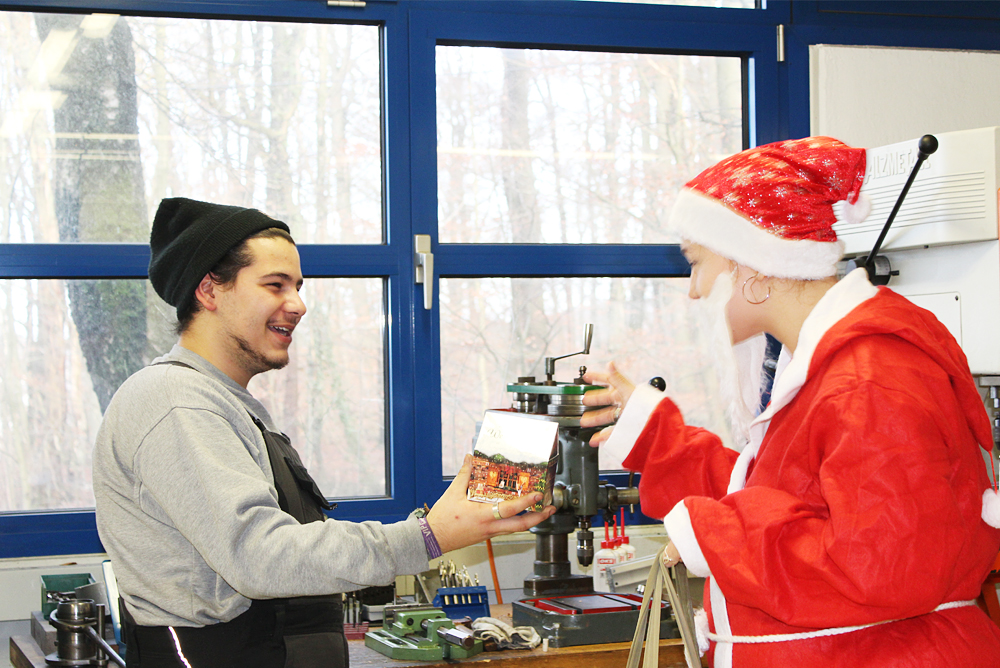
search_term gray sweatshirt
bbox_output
[93,344,428,627]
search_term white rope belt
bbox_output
[704,599,977,645]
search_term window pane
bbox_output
[436,47,742,243]
[249,278,387,499]
[439,277,732,476]
[0,278,169,512]
[0,277,386,512]
[0,12,382,244]
[577,0,756,7]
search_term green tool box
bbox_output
[40,573,95,616]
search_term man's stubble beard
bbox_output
[234,335,289,379]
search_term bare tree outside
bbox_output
[1,12,745,511]
[0,13,384,511]
[436,47,744,475]
[34,13,148,414]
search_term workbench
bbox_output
[351,635,695,667]
[11,633,695,668]
[10,604,702,668]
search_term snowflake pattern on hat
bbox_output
[667,136,870,280]
[686,137,867,243]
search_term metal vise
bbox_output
[363,605,483,661]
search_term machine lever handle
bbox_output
[861,134,938,283]
[544,323,594,379]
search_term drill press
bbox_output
[507,325,679,646]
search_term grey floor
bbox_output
[2,619,31,668]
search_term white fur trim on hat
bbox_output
[983,488,1000,529]
[668,189,845,280]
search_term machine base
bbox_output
[523,573,594,598]
[512,593,679,648]
[363,629,483,661]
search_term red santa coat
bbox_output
[610,270,1000,667]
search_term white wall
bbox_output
[0,554,108,622]
[0,523,668,622]
[810,45,1000,147]
[810,44,1000,476]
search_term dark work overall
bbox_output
[123,364,347,668]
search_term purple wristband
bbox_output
[417,516,442,560]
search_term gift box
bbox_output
[467,410,558,511]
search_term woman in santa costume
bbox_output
[582,136,1000,667]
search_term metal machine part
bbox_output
[543,324,593,383]
[512,593,678,648]
[505,326,639,599]
[46,599,124,667]
[978,376,1000,485]
[502,325,677,647]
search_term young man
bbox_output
[93,198,553,668]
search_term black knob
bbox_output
[918,134,938,158]
[649,377,665,391]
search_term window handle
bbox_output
[414,234,434,310]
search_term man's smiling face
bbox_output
[214,236,306,385]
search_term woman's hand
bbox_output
[662,541,682,569]
[425,455,556,554]
[580,362,636,445]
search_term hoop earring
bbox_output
[742,275,770,305]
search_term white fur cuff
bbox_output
[694,608,710,655]
[983,488,1000,529]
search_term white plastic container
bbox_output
[620,535,637,561]
[613,536,626,563]
[594,540,619,591]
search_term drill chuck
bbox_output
[576,529,594,567]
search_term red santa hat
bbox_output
[668,136,870,280]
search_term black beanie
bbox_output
[148,197,290,311]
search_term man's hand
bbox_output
[426,455,556,554]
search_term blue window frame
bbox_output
[405,1,782,515]
[3,0,1000,558]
